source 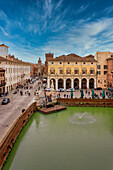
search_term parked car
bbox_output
[66,88,75,92]
[96,87,102,90]
[0,94,3,97]
[45,88,51,92]
[1,98,10,105]
[13,90,18,94]
[57,88,65,92]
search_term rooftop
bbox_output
[48,53,97,62]
[0,44,9,48]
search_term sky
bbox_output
[0,0,113,63]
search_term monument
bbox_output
[51,80,56,103]
[35,92,40,106]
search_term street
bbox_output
[0,80,43,142]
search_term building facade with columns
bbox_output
[47,53,97,90]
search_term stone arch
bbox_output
[74,78,79,89]
[66,78,71,89]
[50,78,56,89]
[58,78,63,89]
[82,67,87,74]
[66,67,71,74]
[82,78,87,89]
[50,67,55,74]
[89,78,94,89]
[74,68,79,74]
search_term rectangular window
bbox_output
[60,70,63,74]
[104,80,106,83]
[98,80,100,83]
[97,65,101,69]
[74,70,79,74]
[66,70,71,74]
[90,70,94,74]
[104,71,107,75]
[104,65,108,69]
[99,71,101,75]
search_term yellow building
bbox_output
[47,53,97,90]
[95,52,113,89]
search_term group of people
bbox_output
[56,90,108,99]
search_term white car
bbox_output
[45,88,51,92]
[57,88,65,92]
[66,88,75,92]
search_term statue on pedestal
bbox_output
[50,79,56,103]
[35,92,40,106]
[51,79,54,91]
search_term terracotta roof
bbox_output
[48,53,97,62]
[0,56,31,65]
[0,67,5,71]
[0,44,9,48]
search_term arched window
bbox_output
[74,68,79,74]
[82,67,87,74]
[59,67,63,74]
[66,67,71,74]
[50,67,55,74]
[90,68,95,74]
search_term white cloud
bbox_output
[75,4,89,15]
[104,5,113,14]
[0,26,10,36]
[40,17,113,58]
[55,0,63,10]
[0,9,7,21]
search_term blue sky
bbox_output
[0,0,113,63]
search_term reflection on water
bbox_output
[2,107,113,170]
[68,112,96,125]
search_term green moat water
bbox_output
[2,107,113,170]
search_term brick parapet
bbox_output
[0,102,36,169]
[57,98,113,107]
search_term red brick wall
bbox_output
[0,102,36,169]
[57,98,113,107]
[45,53,54,75]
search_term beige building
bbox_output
[0,68,5,94]
[95,52,113,89]
[0,55,31,92]
[0,44,9,57]
[47,53,97,90]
